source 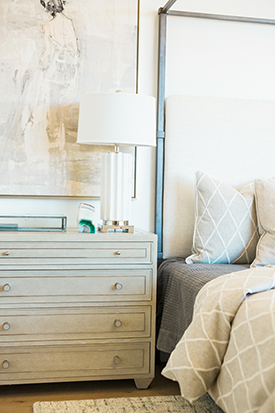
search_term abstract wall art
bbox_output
[0,0,138,197]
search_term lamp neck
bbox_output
[114,144,120,153]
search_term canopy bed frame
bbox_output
[155,2,275,412]
[155,0,275,260]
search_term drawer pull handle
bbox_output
[113,356,121,365]
[2,360,10,369]
[114,319,122,328]
[3,284,11,292]
[3,251,10,257]
[2,322,10,331]
[115,251,121,256]
[114,282,123,291]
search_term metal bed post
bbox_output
[155,9,166,261]
[155,0,275,261]
[155,0,177,260]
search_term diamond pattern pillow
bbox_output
[252,178,275,266]
[185,171,259,264]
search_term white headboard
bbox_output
[163,95,275,259]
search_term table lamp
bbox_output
[77,92,156,232]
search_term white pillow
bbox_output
[186,171,258,264]
[251,178,275,266]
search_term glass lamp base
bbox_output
[100,152,133,223]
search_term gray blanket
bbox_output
[156,261,247,353]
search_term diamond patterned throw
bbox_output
[162,267,275,413]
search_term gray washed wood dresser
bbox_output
[0,228,157,389]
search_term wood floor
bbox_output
[0,363,180,413]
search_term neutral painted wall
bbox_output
[1,0,275,232]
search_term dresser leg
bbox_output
[134,378,153,389]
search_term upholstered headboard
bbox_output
[163,95,275,259]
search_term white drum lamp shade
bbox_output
[77,92,156,227]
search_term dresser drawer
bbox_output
[0,242,153,265]
[0,270,152,303]
[0,343,150,384]
[0,306,151,342]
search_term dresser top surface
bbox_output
[0,228,157,243]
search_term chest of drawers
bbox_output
[0,229,157,389]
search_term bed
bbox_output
[155,2,275,413]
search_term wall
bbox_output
[1,0,275,232]
[139,0,275,101]
[165,1,275,99]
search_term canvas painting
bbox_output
[0,0,138,197]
